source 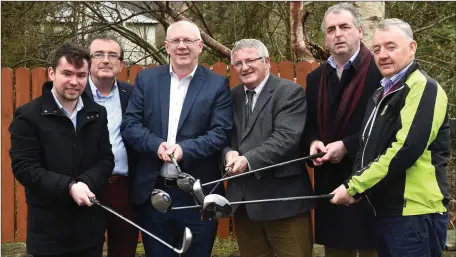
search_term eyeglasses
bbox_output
[90,52,122,61]
[166,38,201,46]
[232,57,264,69]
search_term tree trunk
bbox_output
[290,2,314,61]
[355,2,385,48]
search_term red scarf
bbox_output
[317,42,372,143]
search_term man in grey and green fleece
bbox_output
[331,18,451,257]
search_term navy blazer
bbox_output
[121,64,233,205]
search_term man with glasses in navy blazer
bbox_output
[121,20,232,257]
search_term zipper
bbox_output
[359,85,405,217]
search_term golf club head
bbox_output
[150,189,172,213]
[177,173,196,193]
[201,194,232,221]
[178,227,193,254]
[192,179,206,205]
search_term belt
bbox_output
[157,176,178,187]
[108,175,127,184]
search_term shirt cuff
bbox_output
[242,156,251,171]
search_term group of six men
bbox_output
[9,3,450,257]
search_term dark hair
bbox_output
[87,31,124,61]
[51,42,91,71]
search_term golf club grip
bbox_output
[169,153,182,173]
[203,152,325,186]
[230,194,334,205]
[91,198,181,253]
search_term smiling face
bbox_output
[372,26,417,79]
[324,9,363,58]
[48,56,89,104]
[231,47,270,89]
[89,39,124,81]
[165,22,203,71]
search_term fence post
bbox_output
[2,68,15,242]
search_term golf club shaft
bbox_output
[203,152,325,187]
[90,198,180,253]
[208,169,230,195]
[171,194,334,210]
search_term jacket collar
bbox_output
[41,81,100,116]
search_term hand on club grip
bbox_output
[320,140,347,164]
[69,182,95,206]
[309,140,327,166]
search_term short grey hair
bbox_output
[376,18,414,41]
[321,3,363,32]
[166,20,202,40]
[230,39,269,65]
[87,31,124,60]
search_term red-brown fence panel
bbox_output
[2,68,15,242]
[31,67,47,99]
[278,61,294,82]
[117,68,128,82]
[270,61,279,76]
[128,64,144,84]
[15,67,31,241]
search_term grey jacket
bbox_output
[223,74,314,221]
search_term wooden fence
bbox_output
[1,61,319,243]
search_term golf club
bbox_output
[90,197,192,254]
[169,153,206,205]
[150,189,172,213]
[202,152,325,187]
[201,194,232,221]
[172,193,335,211]
[168,153,196,193]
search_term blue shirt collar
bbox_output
[380,61,414,88]
[327,47,361,70]
[89,75,118,99]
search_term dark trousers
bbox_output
[375,212,449,257]
[101,175,139,257]
[33,245,103,257]
[137,178,218,257]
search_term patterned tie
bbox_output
[245,90,255,128]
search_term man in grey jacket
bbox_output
[223,39,313,257]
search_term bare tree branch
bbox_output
[185,2,213,37]
[154,1,231,58]
[414,13,456,34]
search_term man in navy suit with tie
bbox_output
[121,20,232,257]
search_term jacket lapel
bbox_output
[177,65,204,133]
[159,68,171,138]
[117,83,130,114]
[84,81,94,100]
[241,74,275,143]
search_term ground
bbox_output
[2,230,455,257]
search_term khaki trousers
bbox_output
[325,247,378,257]
[234,206,313,257]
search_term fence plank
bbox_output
[31,67,47,99]
[278,61,294,82]
[117,68,128,82]
[296,61,317,89]
[270,61,279,76]
[229,65,240,88]
[128,65,143,84]
[146,64,157,69]
[15,67,31,241]
[2,68,15,242]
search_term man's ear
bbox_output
[48,67,55,82]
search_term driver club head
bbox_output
[201,194,232,221]
[192,179,206,205]
[177,173,196,193]
[179,227,193,254]
[150,189,172,213]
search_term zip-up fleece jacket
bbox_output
[345,61,451,217]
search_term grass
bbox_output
[2,230,455,257]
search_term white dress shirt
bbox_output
[244,72,270,111]
[160,64,198,178]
